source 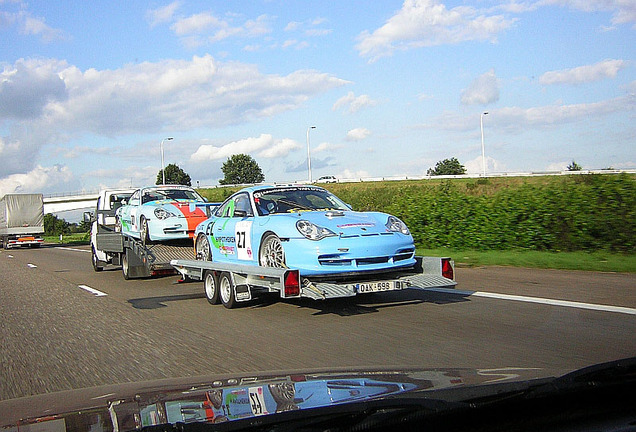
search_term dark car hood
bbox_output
[0,366,555,430]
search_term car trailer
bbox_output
[171,256,457,309]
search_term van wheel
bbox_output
[122,251,130,280]
[204,270,220,305]
[219,272,237,309]
[92,246,103,272]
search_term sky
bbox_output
[1,0,635,197]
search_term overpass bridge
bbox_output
[43,193,99,214]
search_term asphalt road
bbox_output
[1,244,634,401]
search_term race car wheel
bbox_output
[140,216,150,245]
[91,246,103,272]
[196,233,212,261]
[203,270,220,305]
[219,272,237,309]
[259,234,286,268]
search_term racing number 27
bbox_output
[236,231,246,249]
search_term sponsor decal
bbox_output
[337,223,375,229]
[253,186,322,199]
[219,245,235,255]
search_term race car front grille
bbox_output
[318,252,413,267]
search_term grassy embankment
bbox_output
[199,174,635,273]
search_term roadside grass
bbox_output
[417,248,636,273]
[44,233,89,245]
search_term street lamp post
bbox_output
[306,126,316,183]
[160,137,174,185]
[480,112,488,177]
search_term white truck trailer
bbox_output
[0,193,44,249]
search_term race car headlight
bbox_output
[154,207,177,220]
[386,216,410,235]
[296,220,336,241]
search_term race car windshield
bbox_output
[143,188,204,203]
[254,187,350,215]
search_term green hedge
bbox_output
[199,174,635,253]
[330,174,635,253]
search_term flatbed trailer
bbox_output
[171,256,457,308]
[97,231,194,279]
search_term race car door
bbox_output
[212,193,255,263]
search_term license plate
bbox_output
[353,280,402,293]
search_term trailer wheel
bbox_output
[91,246,103,272]
[140,216,150,245]
[219,272,237,309]
[259,234,286,268]
[122,251,131,280]
[196,233,212,261]
[203,270,220,305]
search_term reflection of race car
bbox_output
[154,376,417,424]
[194,184,416,276]
[117,185,211,244]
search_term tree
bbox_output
[219,154,265,185]
[43,213,70,235]
[156,163,192,186]
[427,158,466,176]
[567,160,582,171]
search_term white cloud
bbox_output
[1,6,68,42]
[190,134,301,161]
[545,161,570,171]
[538,0,636,28]
[339,169,370,179]
[0,56,347,180]
[429,95,632,133]
[345,128,371,141]
[146,1,181,27]
[0,165,74,197]
[356,0,516,62]
[170,12,272,44]
[464,155,505,174]
[332,92,377,113]
[313,142,343,153]
[539,59,627,85]
[0,58,68,119]
[461,69,500,105]
[171,12,225,35]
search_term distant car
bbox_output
[116,185,211,244]
[316,176,337,183]
[193,184,416,277]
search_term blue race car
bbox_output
[194,185,416,277]
[117,185,211,244]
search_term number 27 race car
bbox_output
[194,184,416,277]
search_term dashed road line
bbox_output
[78,285,107,297]
[427,287,636,316]
[59,247,90,253]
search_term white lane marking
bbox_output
[78,285,107,297]
[59,247,91,253]
[427,287,636,316]
[27,263,37,268]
